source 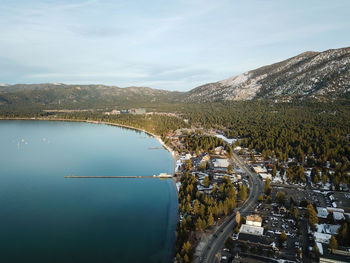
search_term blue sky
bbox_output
[0,0,349,91]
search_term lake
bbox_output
[0,120,178,263]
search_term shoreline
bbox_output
[0,117,179,187]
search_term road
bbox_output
[199,152,264,263]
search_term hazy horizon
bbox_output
[2,45,349,92]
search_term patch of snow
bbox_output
[214,134,237,145]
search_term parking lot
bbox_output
[271,186,327,207]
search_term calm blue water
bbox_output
[0,120,177,263]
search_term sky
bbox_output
[0,0,349,91]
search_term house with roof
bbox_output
[316,224,341,235]
[317,207,329,219]
[333,211,345,221]
[314,232,332,244]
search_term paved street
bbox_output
[200,152,264,263]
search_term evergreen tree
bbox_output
[307,204,318,229]
[203,176,210,188]
[239,185,248,201]
[264,179,271,195]
[329,236,338,250]
[207,212,215,226]
[275,191,286,205]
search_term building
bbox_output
[230,174,241,182]
[214,146,225,155]
[200,154,210,164]
[259,173,272,181]
[253,166,267,174]
[104,109,120,115]
[239,224,264,236]
[130,108,146,114]
[317,207,329,219]
[316,224,341,235]
[180,153,192,162]
[234,146,242,151]
[327,207,345,213]
[333,212,345,221]
[213,158,229,168]
[246,215,262,227]
[238,233,269,246]
[314,232,332,244]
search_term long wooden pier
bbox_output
[148,147,164,150]
[64,174,172,179]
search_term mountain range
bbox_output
[186,47,350,102]
[1,46,349,109]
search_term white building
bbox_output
[239,224,264,236]
[259,173,272,181]
[180,153,192,161]
[234,146,242,151]
[213,158,230,168]
[230,174,241,182]
[314,232,331,244]
[214,146,225,155]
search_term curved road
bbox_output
[199,152,264,263]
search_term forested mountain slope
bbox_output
[1,47,350,110]
[186,47,350,102]
[0,84,182,110]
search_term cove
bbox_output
[0,120,178,263]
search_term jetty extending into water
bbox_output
[148,146,164,150]
[65,173,173,179]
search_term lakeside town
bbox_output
[8,111,350,263]
[3,108,349,263]
[157,127,350,263]
[2,1,350,262]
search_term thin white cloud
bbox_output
[0,0,349,90]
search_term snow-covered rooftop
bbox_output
[316,242,323,255]
[316,224,340,235]
[314,232,331,244]
[213,158,229,168]
[259,173,272,180]
[214,134,237,145]
[317,207,328,218]
[333,211,345,221]
[239,224,264,236]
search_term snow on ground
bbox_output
[175,160,182,172]
[272,171,283,183]
[214,134,237,145]
[176,182,181,192]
